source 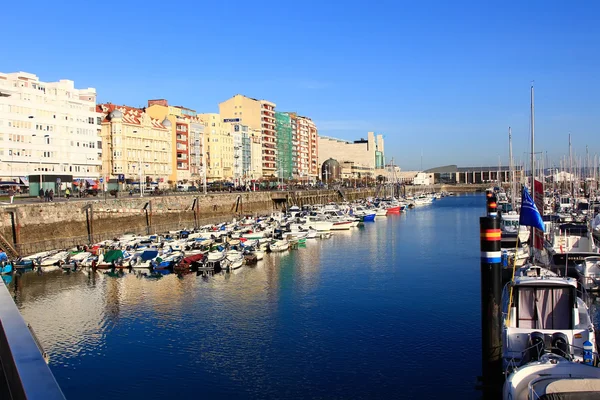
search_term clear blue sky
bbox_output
[2,0,599,170]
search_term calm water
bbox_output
[10,194,487,399]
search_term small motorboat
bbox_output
[268,240,289,253]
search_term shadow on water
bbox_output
[9,193,486,399]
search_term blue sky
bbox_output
[1,0,599,170]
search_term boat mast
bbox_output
[509,127,515,210]
[531,85,535,201]
[569,133,573,195]
[530,84,535,257]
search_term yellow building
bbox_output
[250,129,262,180]
[218,94,276,177]
[97,104,171,188]
[146,99,203,185]
[197,113,234,182]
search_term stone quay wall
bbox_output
[0,189,374,256]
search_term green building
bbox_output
[275,112,293,180]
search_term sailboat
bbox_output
[502,86,600,400]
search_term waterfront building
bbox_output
[423,165,523,184]
[285,113,319,183]
[250,132,262,181]
[300,115,319,182]
[0,71,102,192]
[97,103,171,188]
[275,112,293,180]
[229,122,252,186]
[186,116,205,187]
[147,100,203,185]
[197,113,234,182]
[413,172,433,185]
[219,94,277,177]
[318,131,384,181]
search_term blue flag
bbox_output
[519,187,545,232]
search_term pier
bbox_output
[0,282,64,399]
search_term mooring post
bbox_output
[479,190,502,396]
[192,198,198,230]
[143,201,152,235]
[81,204,94,244]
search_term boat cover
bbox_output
[103,250,123,263]
[534,378,600,400]
[140,250,159,261]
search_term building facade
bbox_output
[197,113,234,182]
[297,115,318,181]
[318,131,384,180]
[97,103,171,188]
[0,71,102,190]
[147,99,203,185]
[275,112,293,180]
[219,94,277,177]
[250,131,262,181]
[187,118,205,187]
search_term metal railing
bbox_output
[0,283,64,399]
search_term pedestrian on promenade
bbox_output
[49,189,54,202]
[39,187,44,202]
[44,189,49,202]
[7,188,14,204]
[65,187,71,200]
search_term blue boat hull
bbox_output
[362,214,376,222]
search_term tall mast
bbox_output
[531,85,535,199]
[569,133,573,195]
[509,127,515,209]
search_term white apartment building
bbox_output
[0,72,102,189]
[188,118,205,187]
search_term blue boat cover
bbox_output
[141,250,159,261]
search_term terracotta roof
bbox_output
[97,103,168,130]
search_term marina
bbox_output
[4,194,491,399]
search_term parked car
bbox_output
[187,186,198,192]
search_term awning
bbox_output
[86,179,96,186]
[19,176,29,185]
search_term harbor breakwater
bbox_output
[0,189,374,256]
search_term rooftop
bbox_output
[97,104,169,130]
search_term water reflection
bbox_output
[9,195,486,399]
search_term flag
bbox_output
[519,187,545,232]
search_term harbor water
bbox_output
[10,194,487,399]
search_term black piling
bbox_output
[479,190,502,396]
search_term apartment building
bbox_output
[197,113,234,182]
[275,112,293,180]
[147,100,204,185]
[0,71,102,191]
[97,103,171,187]
[218,94,276,177]
[250,131,262,181]
[284,112,318,183]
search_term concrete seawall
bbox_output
[0,189,374,256]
